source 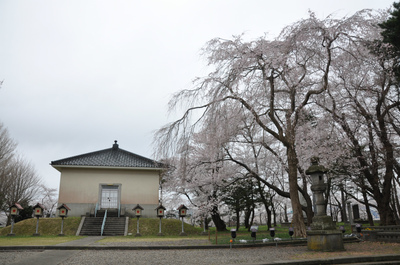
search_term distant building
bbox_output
[51,141,164,218]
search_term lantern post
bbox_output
[177,204,188,236]
[133,204,144,237]
[289,227,294,240]
[155,204,166,236]
[8,203,23,236]
[57,204,70,236]
[251,226,258,243]
[33,203,44,236]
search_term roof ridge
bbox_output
[51,143,162,169]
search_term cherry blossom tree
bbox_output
[155,9,394,236]
[319,48,400,224]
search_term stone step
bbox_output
[80,217,126,236]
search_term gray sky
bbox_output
[0,0,394,191]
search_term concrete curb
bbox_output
[0,240,307,250]
[266,254,400,265]
[0,237,360,251]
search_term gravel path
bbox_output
[1,240,400,265]
[59,246,305,265]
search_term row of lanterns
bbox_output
[133,204,188,236]
[230,226,294,242]
[8,202,188,237]
[8,203,70,236]
[8,202,362,238]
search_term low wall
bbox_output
[361,225,400,243]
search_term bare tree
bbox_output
[0,123,42,224]
[39,185,58,217]
[0,122,17,213]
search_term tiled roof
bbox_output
[51,141,163,169]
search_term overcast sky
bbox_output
[0,0,395,191]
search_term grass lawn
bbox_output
[0,236,84,246]
[0,217,357,246]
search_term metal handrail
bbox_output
[101,210,107,236]
[118,202,120,218]
[95,203,98,217]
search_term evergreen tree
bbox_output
[379,2,400,82]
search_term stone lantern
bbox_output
[306,157,344,251]
[133,204,144,237]
[57,204,70,236]
[155,204,166,236]
[306,156,328,217]
[10,203,23,217]
[8,203,23,236]
[33,203,44,236]
[58,204,70,217]
[177,204,188,236]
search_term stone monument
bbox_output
[306,157,344,251]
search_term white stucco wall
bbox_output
[57,167,160,217]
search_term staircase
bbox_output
[80,209,126,236]
[102,217,126,236]
[80,217,102,236]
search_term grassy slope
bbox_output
[0,217,354,244]
[128,218,203,237]
[0,217,203,237]
[0,217,81,236]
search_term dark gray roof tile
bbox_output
[51,141,162,169]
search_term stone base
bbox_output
[157,233,164,236]
[58,233,65,236]
[32,233,40,237]
[310,215,336,230]
[135,233,142,237]
[180,232,187,236]
[7,233,15,237]
[201,231,208,235]
[307,230,345,251]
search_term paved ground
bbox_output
[0,237,105,265]
[1,238,400,265]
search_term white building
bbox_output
[51,141,164,218]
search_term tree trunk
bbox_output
[284,204,289,223]
[235,208,240,231]
[340,184,348,223]
[393,179,400,225]
[287,145,307,237]
[390,191,400,225]
[244,206,251,230]
[211,207,227,231]
[360,180,374,226]
[250,208,255,228]
[271,199,277,227]
[256,180,272,228]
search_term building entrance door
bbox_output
[101,185,119,209]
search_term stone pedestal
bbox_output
[307,204,345,251]
[307,230,344,251]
